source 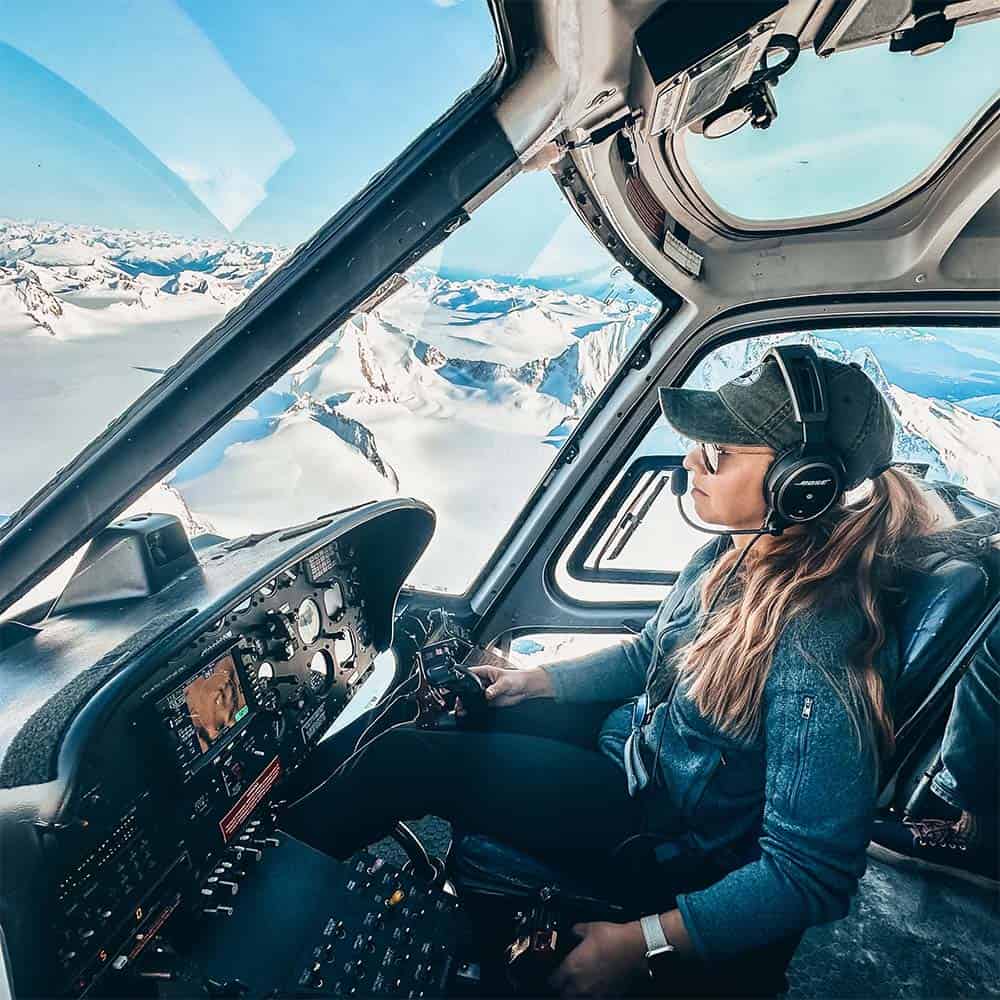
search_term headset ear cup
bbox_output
[763,447,799,517]
[767,450,843,524]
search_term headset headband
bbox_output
[760,345,845,530]
[764,345,829,451]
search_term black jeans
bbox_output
[281,697,643,868]
[280,697,800,997]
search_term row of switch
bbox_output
[200,820,282,913]
[60,836,159,966]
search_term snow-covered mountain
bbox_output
[172,284,652,586]
[0,218,287,332]
[4,217,1000,590]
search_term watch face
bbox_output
[645,942,676,979]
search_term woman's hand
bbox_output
[464,663,554,708]
[548,921,647,997]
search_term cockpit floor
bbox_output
[374,819,1000,998]
[787,853,999,998]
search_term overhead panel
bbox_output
[631,0,788,140]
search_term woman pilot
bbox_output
[284,347,936,996]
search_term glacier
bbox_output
[3,217,1000,591]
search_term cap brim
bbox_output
[658,386,765,446]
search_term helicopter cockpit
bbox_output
[1,1,998,997]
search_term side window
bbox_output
[557,326,1000,603]
[507,633,627,669]
[565,456,704,585]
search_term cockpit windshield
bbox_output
[0,1,498,521]
[163,173,660,594]
[680,18,1000,224]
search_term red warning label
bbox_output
[219,756,281,842]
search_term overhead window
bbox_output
[679,18,1000,224]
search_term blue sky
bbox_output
[0,0,498,245]
[1,3,998,274]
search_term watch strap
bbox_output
[640,913,675,957]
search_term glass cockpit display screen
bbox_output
[157,652,249,771]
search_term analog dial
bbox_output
[308,650,333,691]
[296,598,322,646]
[322,582,345,620]
[333,630,355,666]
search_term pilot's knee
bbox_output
[347,724,425,777]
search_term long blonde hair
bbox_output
[654,468,938,760]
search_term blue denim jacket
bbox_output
[543,537,898,961]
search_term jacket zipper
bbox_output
[641,631,679,724]
[788,695,814,810]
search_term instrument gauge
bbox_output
[333,630,355,667]
[296,598,322,645]
[308,650,333,691]
[323,582,345,620]
[258,579,277,599]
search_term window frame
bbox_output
[540,309,1000,608]
[565,454,686,586]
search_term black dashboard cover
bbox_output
[0,607,197,789]
[0,498,434,792]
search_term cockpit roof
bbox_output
[496,0,1000,310]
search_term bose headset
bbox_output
[673,343,846,537]
[760,344,847,530]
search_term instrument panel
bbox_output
[56,542,377,995]
[0,501,435,999]
[147,547,373,790]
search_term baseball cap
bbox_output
[658,354,895,490]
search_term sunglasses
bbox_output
[700,442,723,475]
[699,442,772,475]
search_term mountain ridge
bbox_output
[4,216,1000,588]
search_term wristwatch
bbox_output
[640,913,676,977]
